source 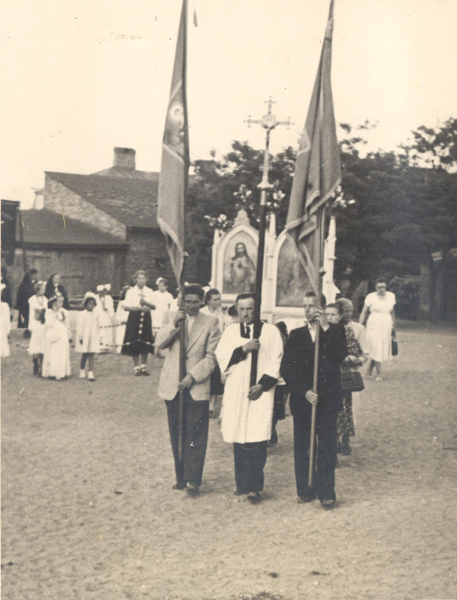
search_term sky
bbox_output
[1,0,456,207]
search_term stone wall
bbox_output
[44,175,126,239]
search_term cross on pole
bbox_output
[245,97,293,193]
[245,98,293,386]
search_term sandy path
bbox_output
[2,323,457,600]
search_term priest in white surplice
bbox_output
[216,293,284,503]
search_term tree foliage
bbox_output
[187,120,457,312]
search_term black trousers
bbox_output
[233,441,268,494]
[165,393,209,487]
[293,400,339,500]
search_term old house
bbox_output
[11,148,175,299]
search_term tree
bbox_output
[399,117,457,170]
[187,123,457,322]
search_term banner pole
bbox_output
[250,129,270,386]
[177,0,189,464]
[308,207,327,488]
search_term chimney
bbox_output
[113,147,136,170]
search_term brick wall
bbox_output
[44,175,126,239]
[125,229,177,291]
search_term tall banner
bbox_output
[1,200,20,266]
[286,0,341,290]
[157,0,189,286]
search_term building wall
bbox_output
[9,247,126,302]
[125,230,176,290]
[44,176,126,239]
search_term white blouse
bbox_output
[124,285,155,309]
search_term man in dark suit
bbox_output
[280,291,347,508]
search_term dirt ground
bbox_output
[2,321,457,600]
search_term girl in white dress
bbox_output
[76,293,100,381]
[42,294,72,380]
[359,277,396,380]
[95,284,115,352]
[1,282,11,358]
[151,278,174,338]
[28,281,48,375]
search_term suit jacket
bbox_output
[280,324,348,416]
[156,311,221,401]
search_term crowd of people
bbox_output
[1,270,177,381]
[154,278,397,508]
[1,268,398,507]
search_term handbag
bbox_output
[340,367,365,393]
[392,335,398,356]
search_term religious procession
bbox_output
[2,1,456,599]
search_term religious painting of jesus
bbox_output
[223,235,257,295]
[276,236,308,306]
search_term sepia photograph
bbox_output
[1,1,456,599]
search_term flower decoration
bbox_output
[234,184,255,213]
[266,180,286,213]
[331,185,356,209]
[204,213,233,232]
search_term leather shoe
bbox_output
[297,488,316,503]
[186,482,199,496]
[172,483,186,490]
[320,498,336,510]
[247,491,261,504]
[269,430,278,445]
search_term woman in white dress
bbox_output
[1,282,11,358]
[42,294,72,380]
[359,277,396,381]
[95,284,115,352]
[201,288,229,417]
[76,293,100,381]
[28,281,48,375]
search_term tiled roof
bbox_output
[19,209,127,247]
[46,171,160,229]
[94,166,159,180]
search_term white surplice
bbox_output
[216,322,283,444]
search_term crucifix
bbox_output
[245,97,293,386]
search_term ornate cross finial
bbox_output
[265,96,275,113]
[245,97,293,133]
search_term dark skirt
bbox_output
[121,310,154,356]
[210,364,225,396]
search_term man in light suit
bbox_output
[156,284,221,495]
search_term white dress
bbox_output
[114,299,128,354]
[216,322,284,444]
[95,295,115,352]
[42,308,71,378]
[1,302,11,357]
[365,291,396,361]
[76,310,100,353]
[28,295,48,355]
[151,290,174,334]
